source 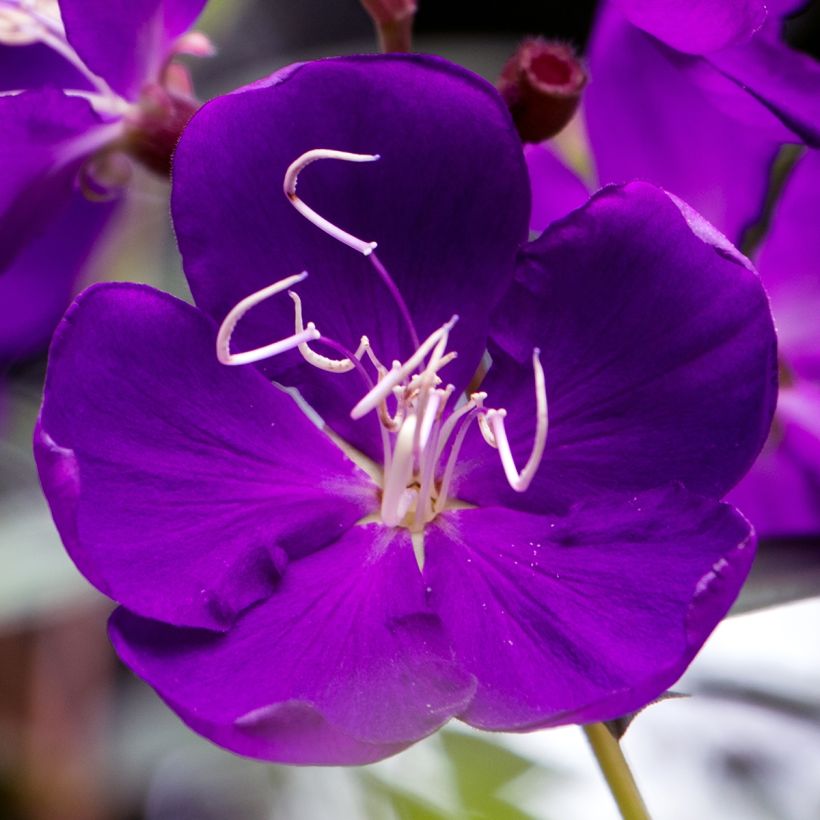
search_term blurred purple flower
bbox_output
[0,0,208,367]
[35,55,777,764]
[527,2,820,537]
[605,0,820,146]
[726,151,820,535]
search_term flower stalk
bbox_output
[583,722,652,820]
[359,0,416,52]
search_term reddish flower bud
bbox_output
[498,39,588,143]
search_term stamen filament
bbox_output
[381,415,417,527]
[435,391,486,462]
[284,149,380,256]
[216,272,320,366]
[486,348,548,492]
[351,316,458,420]
[290,291,358,373]
[435,407,481,514]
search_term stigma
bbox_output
[216,149,548,539]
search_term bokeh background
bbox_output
[2,1,820,818]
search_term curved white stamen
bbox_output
[435,391,486,461]
[290,291,359,373]
[486,349,548,492]
[284,149,380,256]
[478,411,499,448]
[434,406,481,514]
[351,316,458,420]
[216,272,319,366]
[1,1,125,103]
[381,415,417,527]
[417,389,443,451]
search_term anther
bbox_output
[350,316,459,420]
[284,149,380,256]
[216,272,320,366]
[290,291,358,373]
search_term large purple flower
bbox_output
[0,0,208,367]
[36,55,777,764]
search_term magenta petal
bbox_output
[613,0,767,54]
[425,488,755,730]
[585,6,779,244]
[0,88,105,271]
[0,193,116,366]
[457,183,777,515]
[707,33,820,147]
[109,525,475,764]
[727,383,820,536]
[60,0,207,99]
[36,284,376,630]
[755,150,820,382]
[172,55,529,457]
[0,43,90,91]
[524,143,590,234]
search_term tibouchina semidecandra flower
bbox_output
[0,0,208,366]
[526,2,820,537]
[35,56,777,764]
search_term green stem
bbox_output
[583,723,652,820]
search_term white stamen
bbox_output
[290,291,359,373]
[351,316,458,420]
[216,272,320,366]
[478,411,499,448]
[435,391,486,461]
[417,389,442,451]
[381,415,417,527]
[284,149,380,257]
[485,349,548,492]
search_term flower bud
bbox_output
[498,38,588,143]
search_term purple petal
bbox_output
[60,0,207,99]
[0,88,107,272]
[755,151,820,381]
[585,5,779,244]
[457,183,777,514]
[109,524,475,764]
[524,143,590,234]
[727,383,820,536]
[612,0,767,54]
[707,32,820,147]
[172,55,530,457]
[727,382,820,536]
[425,488,755,729]
[0,43,90,91]
[35,283,376,630]
[0,192,115,366]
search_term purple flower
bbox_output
[528,2,820,537]
[726,151,820,535]
[0,0,208,367]
[35,55,777,764]
[604,0,820,145]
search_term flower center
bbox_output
[216,149,548,544]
